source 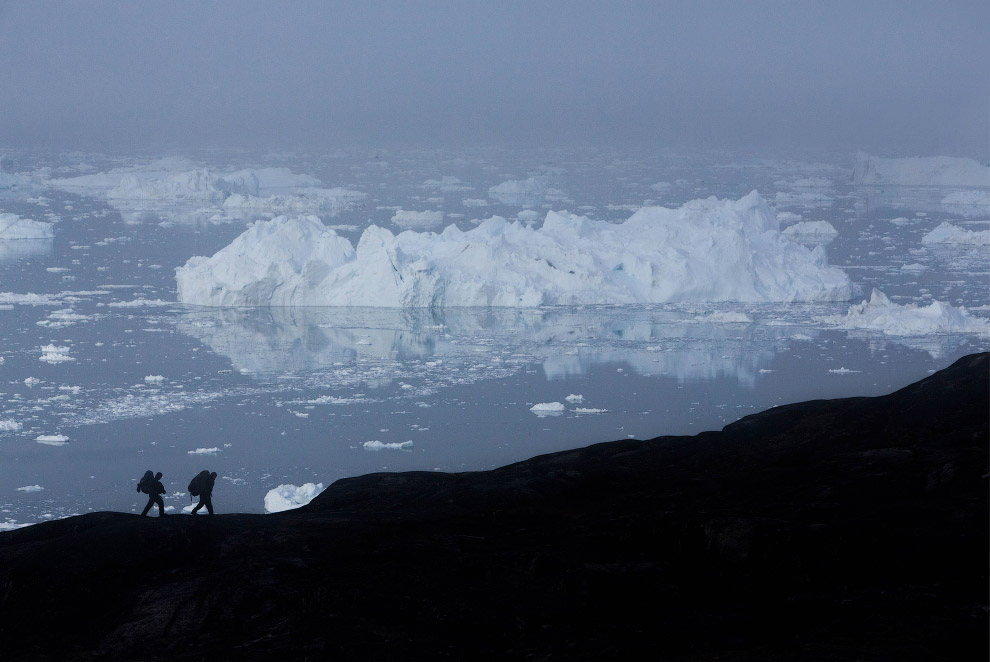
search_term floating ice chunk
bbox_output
[36,434,69,446]
[0,213,55,240]
[391,209,444,228]
[921,222,990,246]
[890,217,911,226]
[462,198,488,207]
[900,263,926,272]
[852,152,990,187]
[39,345,74,364]
[530,402,565,416]
[24,377,41,386]
[16,485,44,492]
[820,289,990,336]
[828,367,861,374]
[782,221,838,242]
[0,420,23,432]
[144,375,165,384]
[176,192,852,308]
[363,440,414,450]
[264,482,325,513]
[565,394,584,403]
[574,407,607,414]
[517,209,541,222]
[187,447,220,455]
[488,177,549,205]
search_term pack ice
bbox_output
[851,152,989,187]
[176,192,853,308]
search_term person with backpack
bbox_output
[137,470,167,517]
[189,470,217,516]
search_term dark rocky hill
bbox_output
[2,353,987,661]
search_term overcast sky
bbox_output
[0,0,986,156]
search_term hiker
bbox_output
[189,470,217,516]
[138,470,167,517]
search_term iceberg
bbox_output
[851,152,989,187]
[940,190,990,217]
[176,192,853,308]
[264,482,325,513]
[820,289,990,336]
[921,222,990,246]
[0,213,55,240]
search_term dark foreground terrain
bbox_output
[1,353,987,661]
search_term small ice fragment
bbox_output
[363,440,414,450]
[264,482,325,513]
[16,485,44,492]
[144,375,165,384]
[36,434,69,446]
[565,394,584,403]
[187,447,220,455]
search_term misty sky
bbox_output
[1,0,986,156]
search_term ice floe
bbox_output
[16,485,44,492]
[0,213,55,240]
[921,222,990,246]
[263,482,325,513]
[530,402,565,416]
[187,447,220,455]
[0,420,23,432]
[851,152,989,187]
[39,345,74,364]
[363,440,414,450]
[488,177,550,205]
[819,289,990,336]
[940,190,990,217]
[176,192,852,308]
[36,434,69,446]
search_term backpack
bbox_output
[138,470,154,495]
[188,470,210,497]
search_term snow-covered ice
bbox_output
[0,420,23,432]
[16,485,44,492]
[187,447,220,455]
[530,402,566,416]
[39,345,74,364]
[176,192,852,308]
[263,482,325,513]
[488,177,549,205]
[782,220,838,243]
[820,289,990,336]
[391,209,444,228]
[921,222,990,246]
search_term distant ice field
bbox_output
[0,147,987,527]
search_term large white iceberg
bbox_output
[176,192,853,308]
[0,213,54,240]
[264,482,324,513]
[921,222,990,246]
[851,152,989,187]
[820,289,989,336]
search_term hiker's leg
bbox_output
[141,496,154,516]
[191,496,204,514]
[155,495,166,516]
[205,495,214,516]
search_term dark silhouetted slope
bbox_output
[1,353,986,661]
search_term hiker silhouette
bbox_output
[189,470,217,516]
[137,470,167,517]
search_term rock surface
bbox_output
[1,353,987,661]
